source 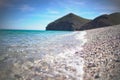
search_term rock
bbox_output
[94,73,100,79]
[87,63,96,68]
[14,74,22,79]
[114,59,120,62]
[46,13,90,31]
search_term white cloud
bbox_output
[51,0,86,14]
[69,0,85,5]
[49,10,60,14]
[98,12,112,15]
[47,8,60,14]
[19,5,35,12]
[94,6,115,10]
[56,0,85,7]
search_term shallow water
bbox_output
[0,30,87,80]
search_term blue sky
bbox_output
[0,0,120,30]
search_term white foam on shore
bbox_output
[43,31,87,80]
[75,31,87,45]
[9,31,87,80]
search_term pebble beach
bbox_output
[81,25,120,80]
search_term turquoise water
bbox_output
[0,30,86,80]
[0,30,71,46]
[0,30,74,61]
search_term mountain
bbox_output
[79,12,120,30]
[46,12,120,31]
[46,13,90,31]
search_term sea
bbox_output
[0,30,87,80]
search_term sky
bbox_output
[0,0,120,30]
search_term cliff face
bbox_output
[79,12,120,30]
[46,13,90,31]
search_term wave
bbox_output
[0,31,87,80]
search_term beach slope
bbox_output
[82,24,120,80]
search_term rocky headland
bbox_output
[46,13,90,31]
[46,12,120,31]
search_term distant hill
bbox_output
[46,13,90,31]
[46,12,120,31]
[79,12,120,30]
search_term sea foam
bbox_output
[0,30,87,80]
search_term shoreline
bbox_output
[0,30,87,80]
[0,25,120,80]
